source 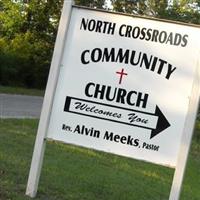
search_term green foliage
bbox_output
[0,0,106,89]
[111,0,147,14]
[0,0,24,39]
[75,0,105,8]
[167,0,200,24]
[194,118,200,141]
[0,0,62,88]
[111,0,200,24]
[0,0,200,89]
[0,31,51,88]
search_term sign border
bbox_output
[73,5,200,29]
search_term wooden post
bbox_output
[169,58,200,200]
[26,0,74,197]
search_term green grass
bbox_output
[0,119,199,200]
[0,85,44,96]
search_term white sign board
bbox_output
[26,2,200,199]
[46,7,200,167]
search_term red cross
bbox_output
[116,68,128,84]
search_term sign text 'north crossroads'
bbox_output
[47,7,199,167]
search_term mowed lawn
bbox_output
[0,119,199,200]
[0,85,44,96]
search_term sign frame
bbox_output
[25,0,75,197]
[26,1,200,199]
[169,63,200,199]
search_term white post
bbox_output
[26,0,74,198]
[169,60,200,200]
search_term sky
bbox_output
[104,0,113,9]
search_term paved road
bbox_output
[0,94,43,118]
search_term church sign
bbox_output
[26,2,200,200]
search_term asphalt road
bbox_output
[0,94,43,118]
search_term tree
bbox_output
[167,0,200,24]
[0,0,25,39]
[75,0,105,8]
[111,0,147,14]
[0,0,106,88]
[1,0,200,89]
[111,0,200,25]
[0,0,64,88]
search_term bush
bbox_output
[0,32,52,89]
[194,119,200,141]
